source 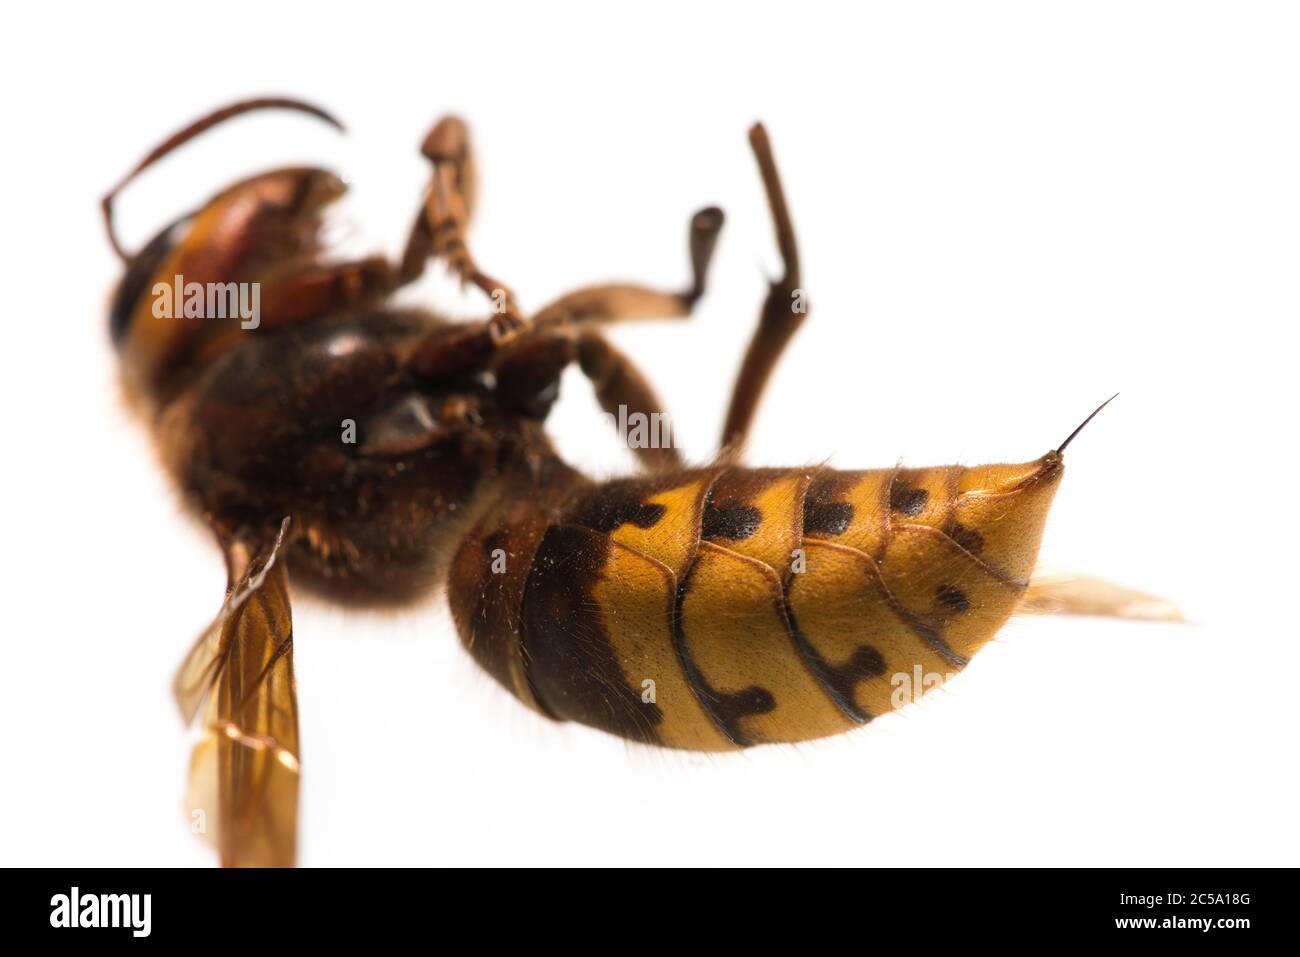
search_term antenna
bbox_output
[102,97,344,261]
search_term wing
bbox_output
[1016,573,1184,622]
[174,517,300,867]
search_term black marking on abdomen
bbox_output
[716,688,776,734]
[804,500,854,535]
[943,521,984,555]
[671,569,773,748]
[521,524,662,741]
[936,584,971,615]
[897,607,967,668]
[701,505,761,541]
[568,493,667,534]
[890,484,929,516]
[783,598,876,725]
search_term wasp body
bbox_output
[105,99,1126,866]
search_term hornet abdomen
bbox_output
[449,455,1064,750]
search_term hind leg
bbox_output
[719,123,806,459]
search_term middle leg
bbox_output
[530,206,724,330]
[493,329,683,471]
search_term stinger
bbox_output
[1056,393,1120,454]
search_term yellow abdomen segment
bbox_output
[453,456,1063,750]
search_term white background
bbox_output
[2,1,1297,866]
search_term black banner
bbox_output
[7,867,1284,944]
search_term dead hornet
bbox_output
[104,98,1179,867]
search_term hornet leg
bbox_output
[719,123,805,459]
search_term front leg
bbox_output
[400,115,527,342]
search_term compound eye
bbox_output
[107,214,192,347]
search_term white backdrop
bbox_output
[2,1,1297,866]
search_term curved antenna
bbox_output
[1056,393,1120,454]
[101,97,345,261]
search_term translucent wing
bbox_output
[174,518,300,867]
[1017,574,1184,622]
